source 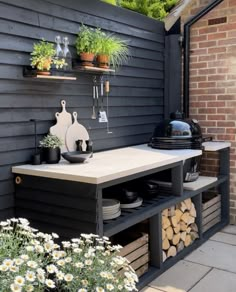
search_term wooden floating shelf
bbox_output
[23,66,77,80]
[74,66,115,73]
[34,75,77,80]
[23,65,115,80]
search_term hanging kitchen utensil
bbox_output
[91,79,96,120]
[98,76,108,123]
[105,80,112,134]
[49,100,72,152]
[65,112,89,151]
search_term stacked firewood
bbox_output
[162,198,199,262]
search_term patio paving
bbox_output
[141,225,236,292]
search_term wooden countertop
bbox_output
[12,144,202,184]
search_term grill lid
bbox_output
[149,111,202,150]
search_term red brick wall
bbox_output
[183,0,236,223]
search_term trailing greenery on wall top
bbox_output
[101,0,178,20]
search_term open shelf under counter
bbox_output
[155,175,227,198]
[183,175,228,198]
[103,194,177,237]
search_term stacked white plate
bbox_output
[102,199,121,220]
[120,197,143,209]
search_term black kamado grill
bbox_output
[148,112,211,182]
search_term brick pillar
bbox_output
[187,0,236,223]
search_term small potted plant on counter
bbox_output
[39,134,63,164]
[30,39,66,75]
[75,24,100,67]
[96,32,129,69]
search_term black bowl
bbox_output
[61,151,92,163]
[139,180,159,199]
[120,189,138,204]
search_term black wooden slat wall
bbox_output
[0,0,165,219]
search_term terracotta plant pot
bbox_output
[97,54,109,69]
[79,52,95,67]
[37,58,52,75]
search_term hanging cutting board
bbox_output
[49,100,72,152]
[65,112,89,151]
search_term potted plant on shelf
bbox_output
[39,134,63,164]
[30,39,66,75]
[75,24,100,67]
[96,32,129,69]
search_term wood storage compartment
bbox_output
[202,192,221,233]
[112,229,149,278]
[162,198,199,262]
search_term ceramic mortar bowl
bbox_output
[61,151,92,163]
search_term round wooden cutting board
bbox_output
[65,112,89,152]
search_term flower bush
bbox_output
[0,218,138,292]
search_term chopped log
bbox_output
[181,212,190,224]
[184,235,192,247]
[162,228,166,240]
[162,209,168,217]
[173,224,180,234]
[172,233,181,245]
[184,198,192,210]
[190,223,199,233]
[186,227,192,234]
[166,226,174,240]
[162,216,171,229]
[167,246,177,258]
[163,251,167,262]
[177,202,187,213]
[177,241,184,253]
[168,206,175,217]
[188,216,195,225]
[190,231,199,241]
[170,216,178,227]
[180,231,187,242]
[175,209,183,223]
[162,237,170,250]
[190,203,197,217]
[180,221,187,231]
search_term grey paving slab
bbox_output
[149,260,210,292]
[185,240,236,272]
[189,268,236,292]
[210,232,236,245]
[222,225,236,235]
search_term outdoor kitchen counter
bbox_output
[202,141,231,151]
[12,144,202,184]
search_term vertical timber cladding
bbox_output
[0,0,165,219]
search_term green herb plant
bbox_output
[39,134,63,149]
[30,39,66,71]
[75,25,101,54]
[96,31,129,69]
